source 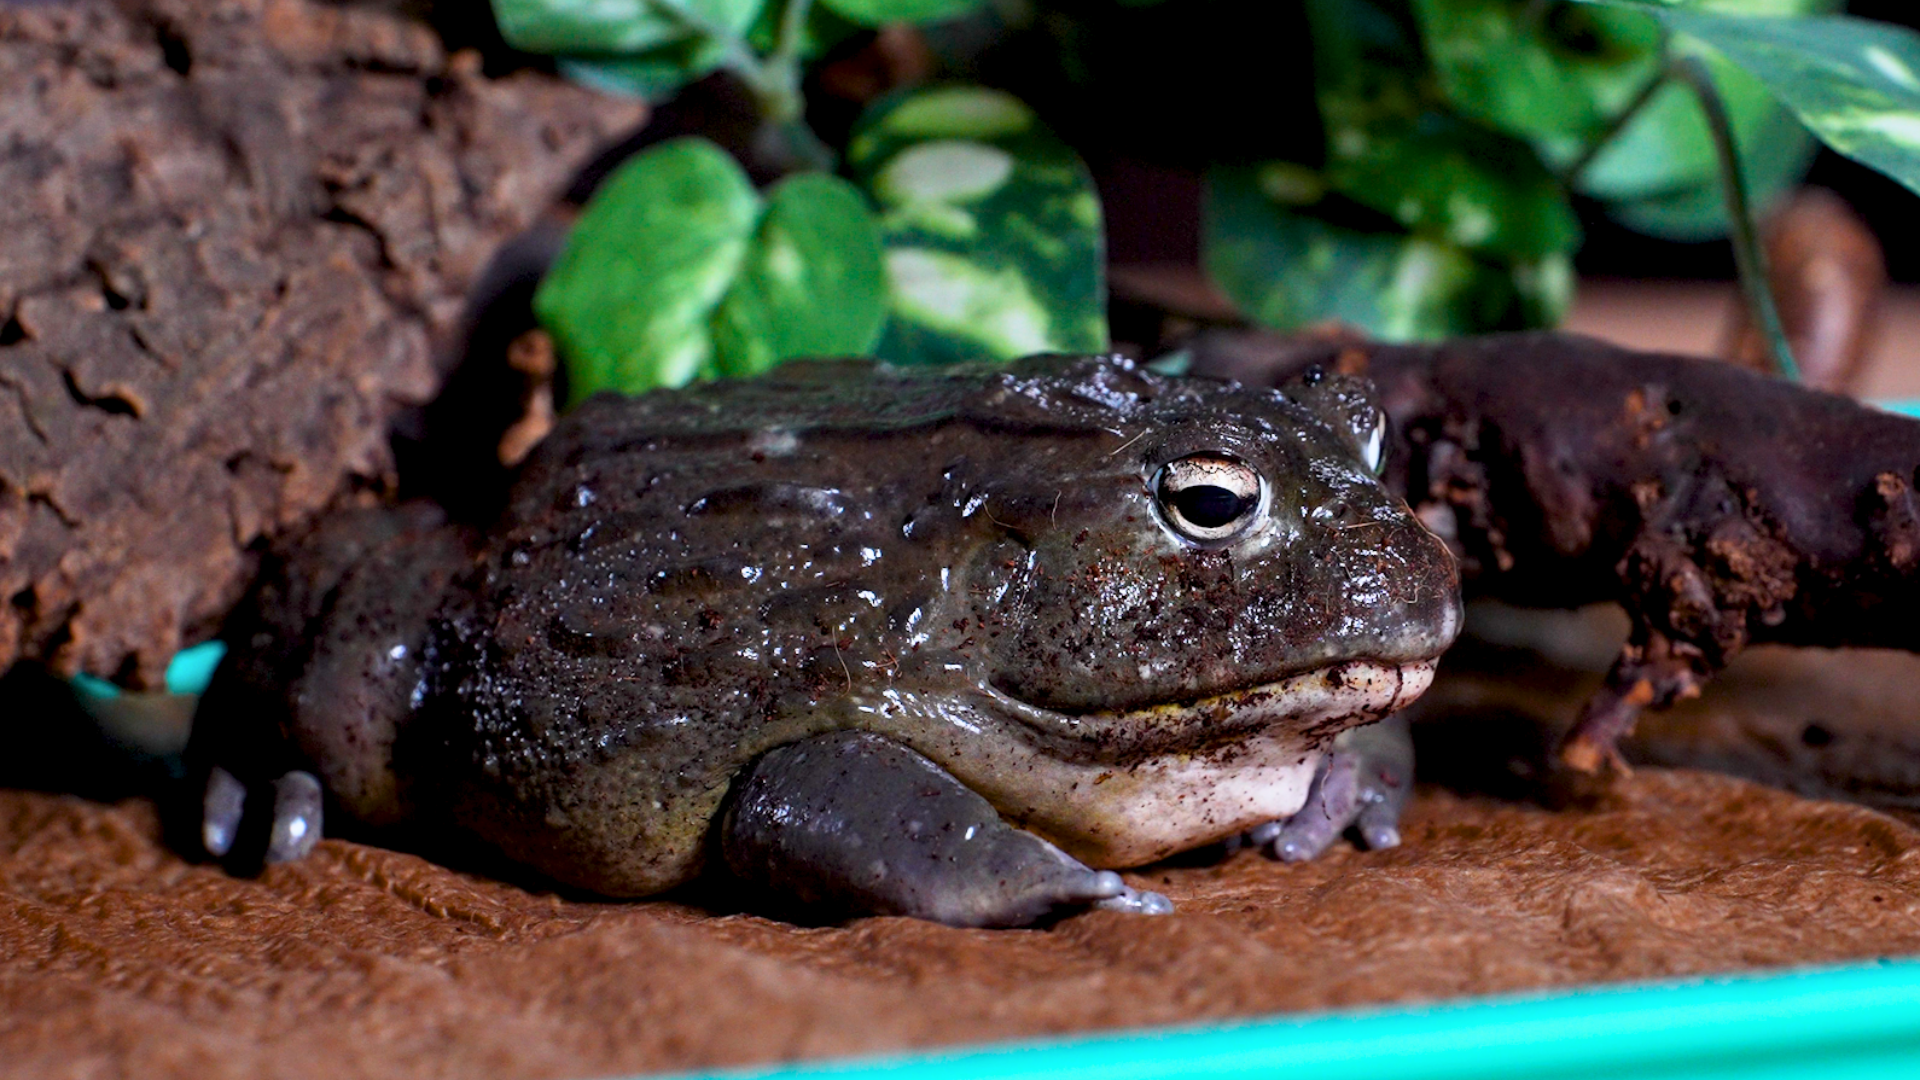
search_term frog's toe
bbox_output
[1093,884,1174,916]
[266,770,323,864]
[1267,752,1362,863]
[723,731,1174,927]
[1253,714,1413,863]
[201,765,247,858]
[197,765,323,866]
[1354,800,1403,852]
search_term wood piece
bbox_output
[1191,329,1920,769]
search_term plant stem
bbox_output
[1670,54,1799,381]
[643,0,794,119]
[759,0,816,124]
[1559,67,1668,189]
[645,0,743,46]
[769,0,815,72]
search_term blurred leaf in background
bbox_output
[535,137,886,401]
[558,34,742,100]
[508,0,1920,390]
[498,0,765,101]
[1407,0,1836,242]
[1414,0,1663,145]
[504,0,986,104]
[1327,115,1581,260]
[1206,0,1577,342]
[494,0,767,54]
[1576,0,1839,241]
[1582,0,1920,199]
[1205,164,1565,340]
[819,0,985,27]
[848,85,1107,365]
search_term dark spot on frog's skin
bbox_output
[1802,722,1835,747]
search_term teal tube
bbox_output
[164,640,227,696]
[648,958,1920,1080]
[66,640,226,699]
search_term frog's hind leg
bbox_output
[721,731,1172,927]
[186,502,474,871]
[1249,713,1415,862]
[189,649,328,869]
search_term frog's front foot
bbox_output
[1247,714,1414,862]
[722,731,1172,927]
[200,765,324,865]
[1093,885,1175,916]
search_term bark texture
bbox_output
[0,0,643,687]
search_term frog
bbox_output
[187,353,1462,927]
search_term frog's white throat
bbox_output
[979,659,1437,868]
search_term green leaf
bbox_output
[556,33,735,100]
[1280,1,1575,329]
[1303,1,1580,259]
[492,0,765,56]
[1203,166,1550,341]
[1306,0,1431,144]
[1578,48,1795,194]
[534,137,886,402]
[745,1,862,59]
[848,86,1107,365]
[818,0,986,28]
[709,173,888,377]
[536,139,758,400]
[1412,0,1663,142]
[1601,79,1819,239]
[1584,1,1920,200]
[1326,116,1583,259]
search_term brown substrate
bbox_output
[5,764,1920,1080]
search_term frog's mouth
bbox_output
[989,659,1437,765]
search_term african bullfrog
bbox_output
[190,354,1461,927]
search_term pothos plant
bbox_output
[494,0,1920,401]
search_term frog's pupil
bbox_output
[1173,485,1250,529]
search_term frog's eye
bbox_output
[1153,455,1266,544]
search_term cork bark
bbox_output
[0,0,643,687]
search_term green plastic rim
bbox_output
[640,957,1920,1080]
